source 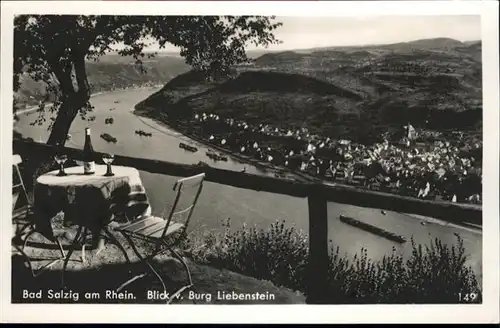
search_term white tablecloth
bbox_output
[34,165,151,238]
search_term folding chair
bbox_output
[11,154,66,277]
[114,173,205,303]
[12,154,32,233]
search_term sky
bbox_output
[144,15,481,53]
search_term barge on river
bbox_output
[339,214,407,243]
[206,151,228,162]
[135,130,152,137]
[179,142,198,152]
[100,133,118,143]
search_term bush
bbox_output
[186,219,481,304]
[189,219,309,291]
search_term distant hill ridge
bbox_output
[14,37,482,141]
[371,37,468,51]
[137,37,482,141]
[14,54,190,109]
[134,37,481,58]
[261,37,479,54]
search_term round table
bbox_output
[37,164,145,188]
[35,164,151,236]
[33,164,152,286]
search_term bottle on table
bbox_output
[83,127,96,175]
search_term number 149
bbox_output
[458,292,478,302]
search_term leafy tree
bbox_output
[14,15,282,145]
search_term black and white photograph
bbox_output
[1,0,499,324]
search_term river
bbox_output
[14,87,482,277]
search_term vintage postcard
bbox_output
[1,0,499,324]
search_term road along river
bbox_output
[14,87,482,277]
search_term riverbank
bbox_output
[134,105,318,183]
[15,85,163,116]
[133,104,483,230]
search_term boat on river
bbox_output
[105,117,114,124]
[135,130,152,137]
[206,151,217,160]
[179,142,198,152]
[100,133,118,143]
[218,155,228,161]
[339,214,407,243]
[206,151,228,162]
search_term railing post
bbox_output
[306,184,330,304]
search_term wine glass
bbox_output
[55,153,68,176]
[102,153,115,176]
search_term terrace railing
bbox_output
[12,139,482,304]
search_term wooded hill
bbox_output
[137,38,482,141]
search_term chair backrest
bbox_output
[160,173,206,239]
[12,154,30,212]
[13,154,22,165]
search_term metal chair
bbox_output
[114,173,205,303]
[11,154,66,277]
[12,155,32,231]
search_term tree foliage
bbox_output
[13,15,282,145]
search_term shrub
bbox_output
[186,219,481,304]
[188,219,309,291]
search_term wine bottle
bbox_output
[83,127,95,175]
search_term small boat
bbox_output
[109,108,116,111]
[105,117,114,124]
[206,151,219,161]
[217,154,228,161]
[114,100,120,104]
[179,142,198,152]
[206,151,228,162]
[100,133,118,143]
[135,130,152,137]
